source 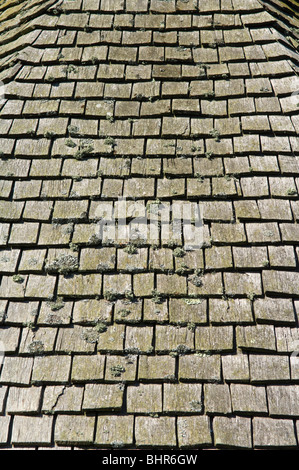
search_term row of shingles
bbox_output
[3,80,296,161]
[3,320,296,436]
[5,77,297,136]
[2,229,297,275]
[70,0,264,14]
[3,413,299,448]
[0,283,296,326]
[3,385,296,448]
[1,414,298,449]
[0,274,293,366]
[1,218,299,301]
[0,99,297,159]
[64,0,299,14]
[0,239,297,331]
[0,293,298,361]
[1,154,298,215]
[51,0,298,59]
[61,0,219,14]
[19,10,298,77]
[0,260,297,325]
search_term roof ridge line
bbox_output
[0,0,62,82]
[257,0,299,49]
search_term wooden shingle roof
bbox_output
[0,0,298,450]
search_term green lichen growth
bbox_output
[188,269,203,287]
[45,254,79,275]
[74,139,94,160]
[151,289,164,304]
[123,244,138,255]
[175,264,189,275]
[23,320,35,330]
[104,136,116,146]
[209,128,221,142]
[46,297,65,312]
[173,247,185,258]
[69,243,79,252]
[87,233,102,246]
[94,320,108,334]
[125,347,141,355]
[104,290,118,302]
[191,144,202,153]
[187,322,196,331]
[63,64,78,75]
[247,291,257,301]
[44,131,56,139]
[67,125,80,136]
[196,350,212,357]
[147,199,162,215]
[81,321,108,344]
[12,274,24,284]
[65,138,77,148]
[82,329,99,344]
[106,113,114,123]
[117,308,131,318]
[124,289,135,302]
[205,151,213,160]
[174,344,191,356]
[199,63,210,73]
[189,400,202,412]
[110,365,126,377]
[111,441,125,448]
[28,340,44,355]
[287,188,297,196]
